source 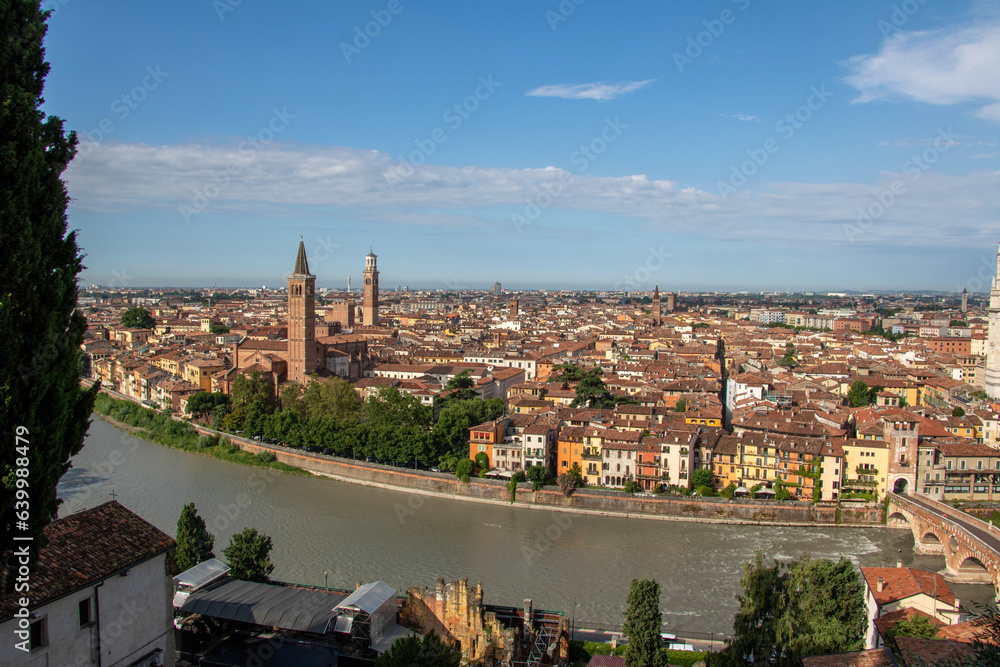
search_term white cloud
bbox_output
[730,114,761,122]
[970,152,998,159]
[524,79,656,101]
[843,20,1000,121]
[64,139,1000,249]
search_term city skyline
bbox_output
[42,1,1000,291]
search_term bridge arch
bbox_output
[920,532,941,545]
[888,511,909,524]
[958,556,989,574]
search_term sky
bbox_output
[40,0,1000,292]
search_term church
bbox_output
[222,239,376,391]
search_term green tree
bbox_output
[622,578,666,667]
[953,406,966,417]
[674,398,688,413]
[883,613,939,648]
[474,451,490,471]
[558,463,584,497]
[691,468,714,489]
[721,553,866,666]
[774,482,791,501]
[186,391,228,417]
[209,323,230,334]
[847,380,870,408]
[455,458,475,482]
[571,368,612,408]
[231,370,275,435]
[120,306,155,329]
[549,363,586,382]
[222,527,274,583]
[433,398,504,458]
[439,371,478,405]
[1,0,100,592]
[175,503,215,572]
[376,631,461,667]
[301,376,363,421]
[526,464,553,490]
[366,386,431,430]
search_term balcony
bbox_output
[855,466,879,476]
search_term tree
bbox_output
[175,503,215,572]
[222,527,274,583]
[376,631,461,667]
[1,0,100,592]
[209,323,230,334]
[433,398,504,458]
[474,451,490,471]
[883,613,939,648]
[558,463,584,497]
[186,391,228,418]
[691,468,714,489]
[847,380,870,408]
[623,578,665,667]
[674,398,688,413]
[721,553,866,666]
[439,371,478,405]
[366,386,431,430]
[526,464,553,490]
[953,406,966,417]
[120,306,155,329]
[774,482,791,501]
[455,458,475,482]
[231,370,275,435]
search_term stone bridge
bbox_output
[888,492,1000,591]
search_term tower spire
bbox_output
[293,237,311,276]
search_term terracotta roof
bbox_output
[0,501,175,620]
[799,649,895,666]
[894,636,974,666]
[861,567,957,608]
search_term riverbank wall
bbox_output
[87,384,884,527]
[207,427,882,526]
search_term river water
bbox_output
[57,418,992,636]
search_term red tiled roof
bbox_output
[0,501,174,620]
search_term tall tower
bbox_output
[287,238,317,384]
[987,244,1000,399]
[666,292,677,313]
[651,285,662,326]
[362,250,379,327]
[962,288,968,314]
[509,296,519,321]
[885,416,918,496]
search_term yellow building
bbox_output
[183,358,226,392]
[842,439,890,500]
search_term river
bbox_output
[56,417,993,636]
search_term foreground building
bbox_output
[0,501,176,666]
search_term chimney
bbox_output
[876,577,884,593]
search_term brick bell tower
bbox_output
[651,285,662,326]
[362,250,379,327]
[287,237,317,383]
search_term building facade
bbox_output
[362,250,380,326]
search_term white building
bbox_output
[0,501,176,666]
[987,243,1000,399]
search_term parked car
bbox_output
[668,643,696,652]
[660,633,677,645]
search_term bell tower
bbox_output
[986,244,1000,399]
[362,250,379,327]
[287,238,317,383]
[651,285,662,327]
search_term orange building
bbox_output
[556,426,585,475]
[468,418,507,467]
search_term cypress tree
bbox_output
[1,0,99,591]
[623,578,666,667]
[175,503,215,572]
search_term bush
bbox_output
[721,483,737,499]
[455,458,475,482]
[256,451,276,463]
[623,480,642,494]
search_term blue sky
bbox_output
[42,0,1000,292]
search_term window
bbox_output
[478,445,485,453]
[978,460,983,470]
[79,598,92,627]
[961,460,967,470]
[30,617,47,650]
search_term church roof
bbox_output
[293,238,311,276]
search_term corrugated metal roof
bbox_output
[335,581,397,614]
[180,579,346,634]
[173,558,230,591]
